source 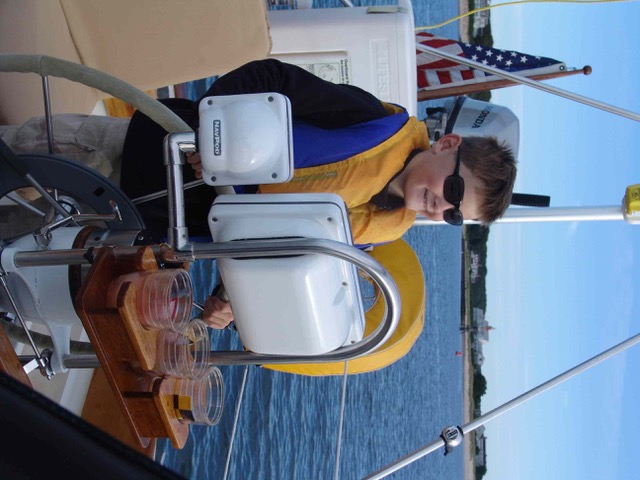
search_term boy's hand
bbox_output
[185,152,203,179]
[202,294,234,329]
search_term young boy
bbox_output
[119,59,516,246]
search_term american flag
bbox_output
[416,32,566,91]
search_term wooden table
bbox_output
[74,245,190,449]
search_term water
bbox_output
[158,1,465,479]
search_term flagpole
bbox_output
[417,65,591,101]
[415,43,640,123]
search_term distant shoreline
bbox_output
[461,226,476,480]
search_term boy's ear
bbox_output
[434,133,462,152]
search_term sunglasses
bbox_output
[442,147,465,226]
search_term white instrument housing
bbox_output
[198,93,294,186]
[209,193,366,356]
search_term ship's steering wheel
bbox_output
[0,53,192,243]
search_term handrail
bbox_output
[14,238,402,368]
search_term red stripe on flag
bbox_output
[461,70,476,81]
[418,71,428,89]
[437,71,452,86]
[416,38,458,49]
[416,58,462,70]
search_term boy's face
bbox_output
[402,134,481,223]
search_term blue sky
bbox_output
[482,2,640,479]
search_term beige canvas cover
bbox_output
[0,0,271,124]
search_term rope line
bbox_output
[416,0,637,31]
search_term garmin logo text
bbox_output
[471,106,493,129]
[213,120,222,156]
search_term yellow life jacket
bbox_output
[259,103,430,245]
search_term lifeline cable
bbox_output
[222,365,250,480]
[333,361,349,480]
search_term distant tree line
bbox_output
[466,224,490,312]
[473,370,487,406]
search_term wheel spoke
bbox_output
[5,192,46,217]
[1,153,146,243]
